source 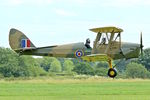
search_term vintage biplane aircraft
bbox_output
[9,26,143,78]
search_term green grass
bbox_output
[0,77,150,100]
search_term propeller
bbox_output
[140,32,144,56]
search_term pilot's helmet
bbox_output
[86,38,90,43]
[102,37,106,41]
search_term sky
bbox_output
[0,0,150,48]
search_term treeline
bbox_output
[0,47,150,79]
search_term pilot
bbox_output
[85,38,91,48]
[101,37,106,44]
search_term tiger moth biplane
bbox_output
[9,26,143,78]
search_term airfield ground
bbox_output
[0,77,150,100]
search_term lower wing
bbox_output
[82,54,111,62]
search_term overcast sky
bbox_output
[0,0,150,48]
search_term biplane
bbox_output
[9,26,143,78]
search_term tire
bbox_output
[108,68,117,78]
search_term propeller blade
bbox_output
[140,32,144,56]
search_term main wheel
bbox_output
[108,68,117,78]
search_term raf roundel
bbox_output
[75,50,84,57]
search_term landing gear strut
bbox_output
[107,59,117,78]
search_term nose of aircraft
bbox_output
[121,32,144,59]
[121,42,141,59]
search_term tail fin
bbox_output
[9,28,35,50]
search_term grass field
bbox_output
[0,77,150,100]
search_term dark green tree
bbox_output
[125,62,149,78]
[57,58,65,70]
[73,62,94,75]
[94,67,108,76]
[96,61,108,68]
[19,56,47,77]
[40,57,56,71]
[63,59,75,73]
[138,48,150,70]
[49,58,62,72]
[0,48,21,77]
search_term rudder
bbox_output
[9,28,35,50]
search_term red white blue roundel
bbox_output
[75,50,83,57]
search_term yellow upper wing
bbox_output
[89,26,123,33]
